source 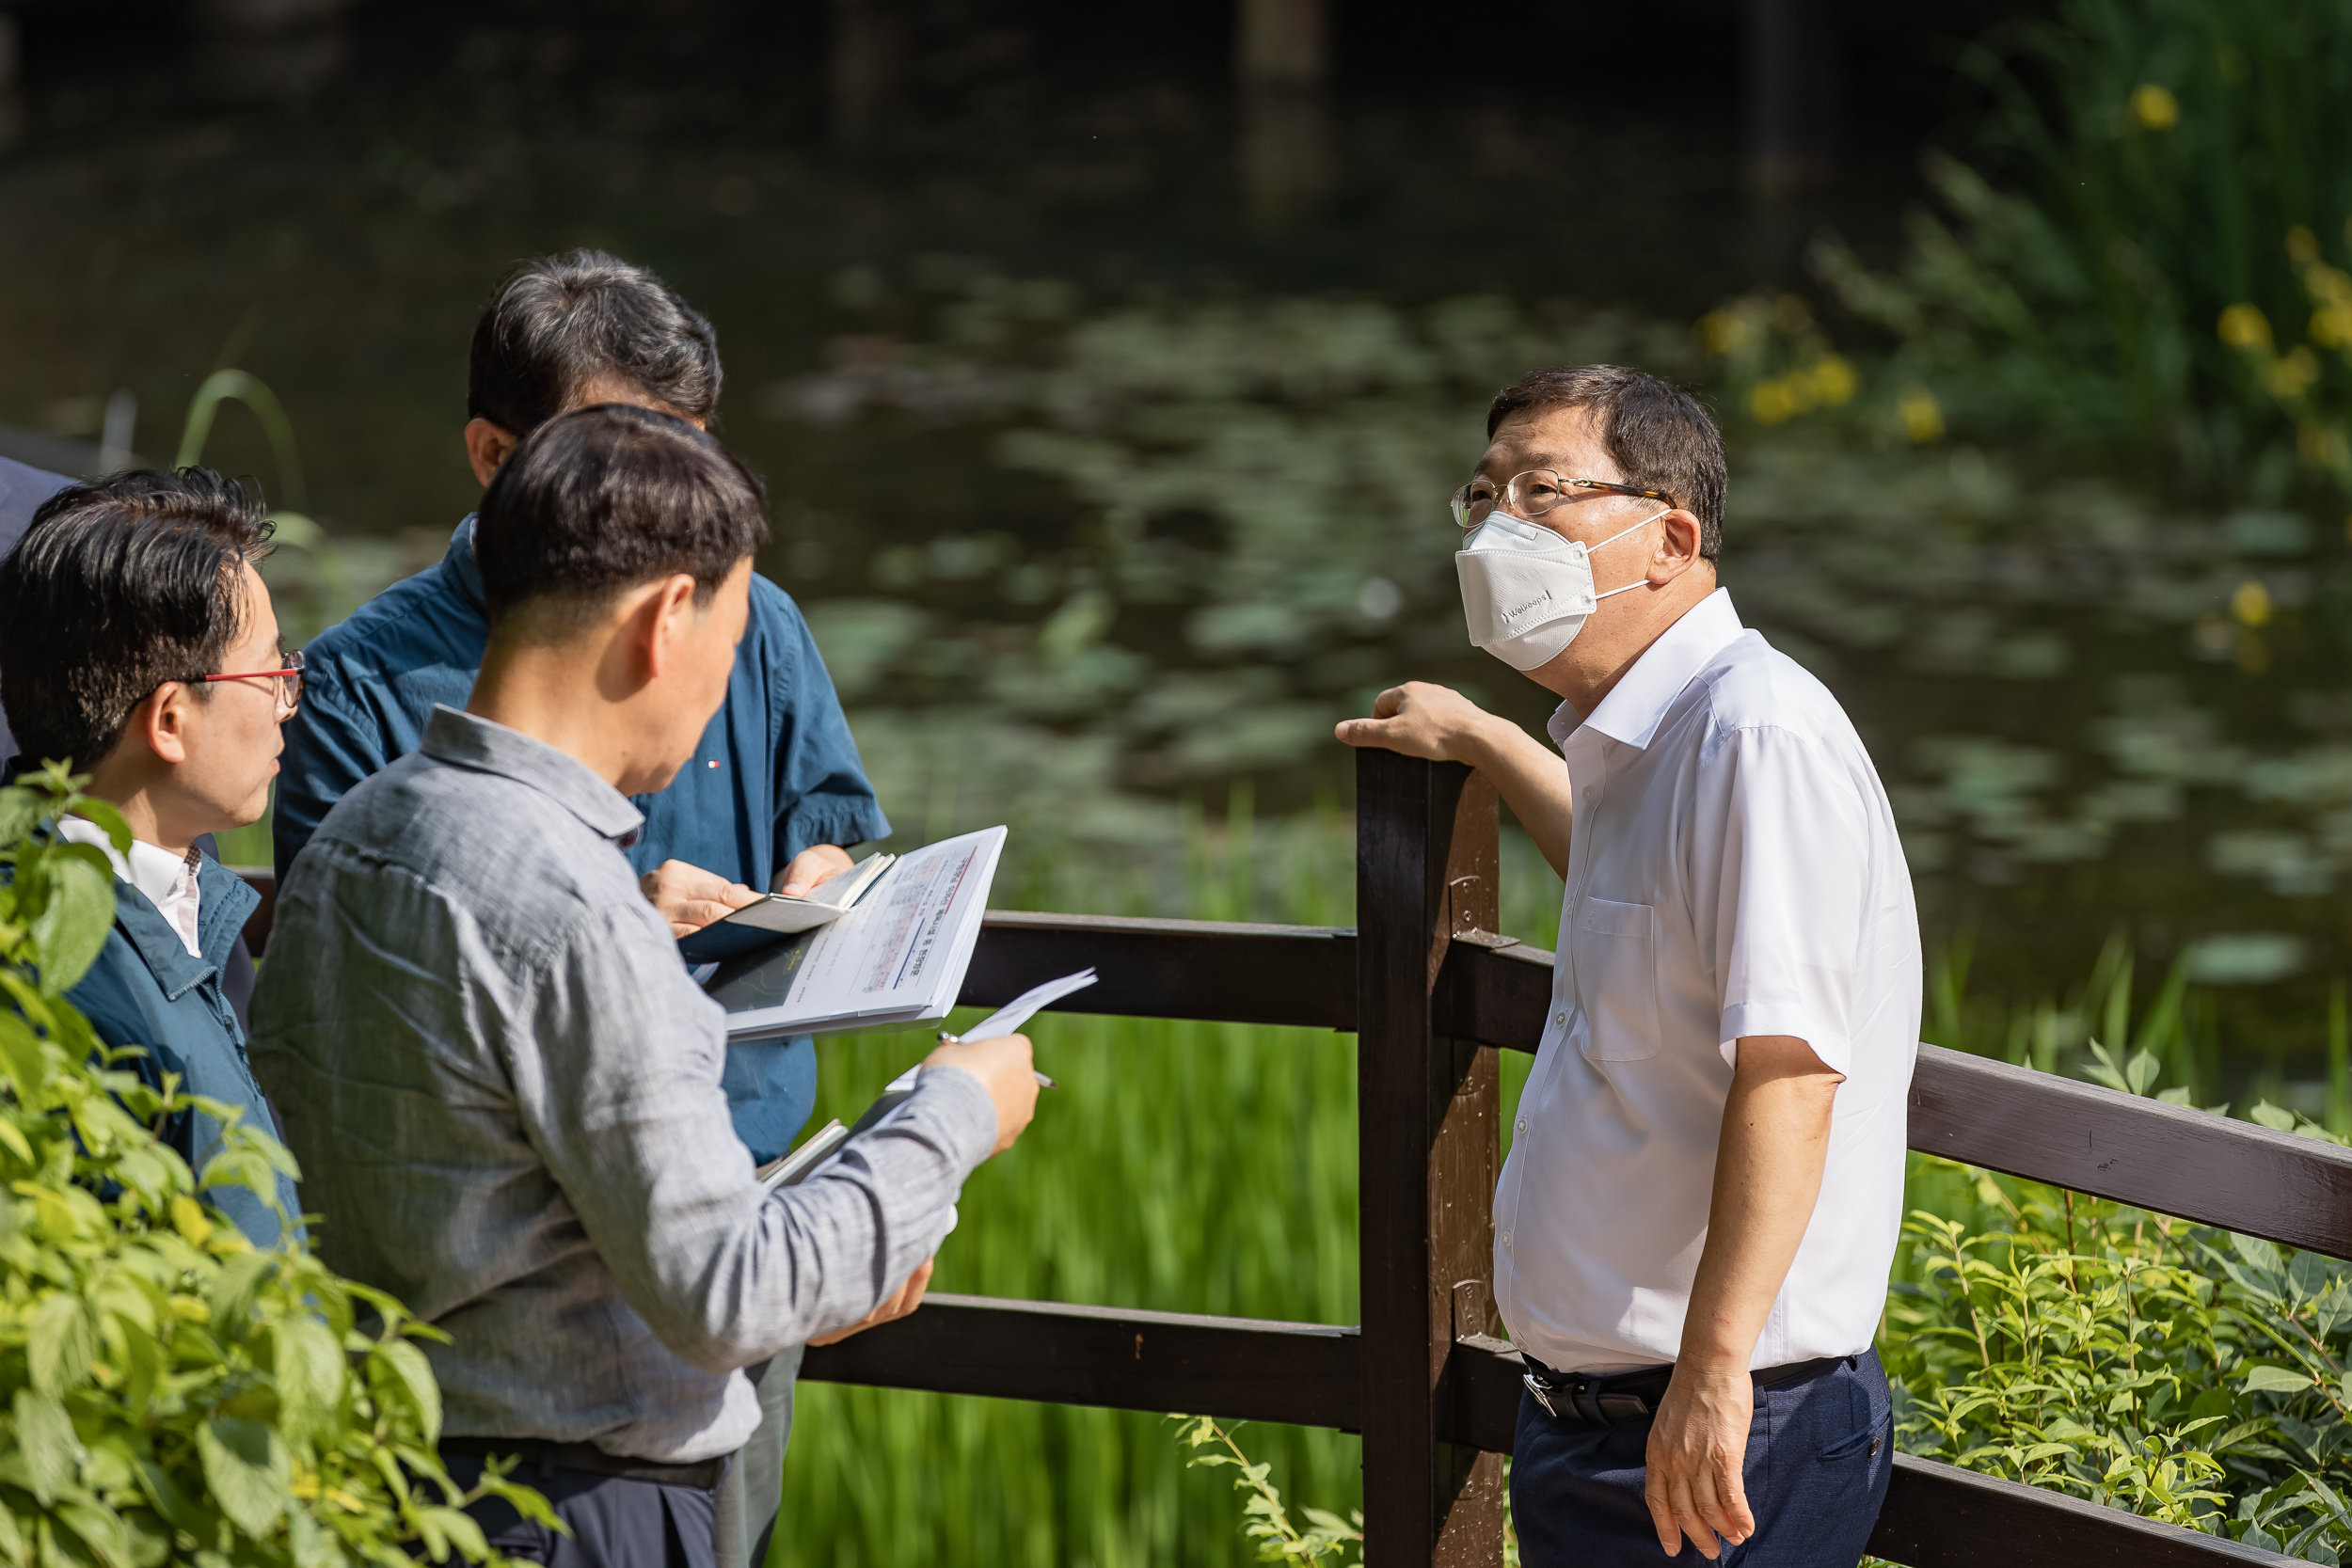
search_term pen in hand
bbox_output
[938,1031,1056,1088]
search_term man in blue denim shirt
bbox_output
[269,252,887,1568]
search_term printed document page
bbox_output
[707,825,1006,1038]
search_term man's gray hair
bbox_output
[1486,365,1727,560]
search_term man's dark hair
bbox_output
[0,469,273,769]
[475,404,771,636]
[468,249,723,436]
[1486,365,1728,560]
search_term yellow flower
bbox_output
[2288,226,2321,264]
[2217,303,2274,350]
[1697,309,1750,356]
[2265,344,2321,399]
[2313,268,2352,310]
[1750,379,1798,424]
[2131,83,2180,130]
[2232,580,2272,627]
[1808,355,1858,406]
[1899,386,1945,443]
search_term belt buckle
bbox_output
[1521,1370,1560,1419]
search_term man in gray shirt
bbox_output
[249,404,1040,1565]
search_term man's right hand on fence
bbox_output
[1336,682,1579,878]
[925,1033,1040,1155]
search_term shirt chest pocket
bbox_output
[1573,897,1661,1062]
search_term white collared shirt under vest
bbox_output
[1492,587,1921,1375]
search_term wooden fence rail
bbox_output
[235,750,2327,1564]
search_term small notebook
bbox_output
[676,852,898,963]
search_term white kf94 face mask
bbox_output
[1454,507,1668,671]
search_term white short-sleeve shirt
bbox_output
[1492,588,1919,1374]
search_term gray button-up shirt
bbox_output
[250,705,996,1462]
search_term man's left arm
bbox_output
[1645,1036,1841,1560]
[1647,721,1875,1559]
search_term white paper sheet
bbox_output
[944,968,1099,1042]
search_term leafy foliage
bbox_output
[0,761,551,1567]
[1170,1417,1361,1565]
[1804,0,2352,485]
[1884,1169,2352,1560]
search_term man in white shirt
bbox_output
[1339,364,1917,1566]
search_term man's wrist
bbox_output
[1674,1336,1756,1377]
[1454,710,1511,772]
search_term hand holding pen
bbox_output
[936,967,1097,1090]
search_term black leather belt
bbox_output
[1520,1354,1848,1427]
[439,1436,730,1490]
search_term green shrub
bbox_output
[1805,0,2352,484]
[1887,1167,2352,1559]
[0,762,548,1567]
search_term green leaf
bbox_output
[64,802,131,858]
[373,1337,442,1447]
[11,1390,78,1505]
[2241,1365,2313,1395]
[2234,1234,2286,1279]
[0,788,40,852]
[195,1418,289,1540]
[272,1318,346,1448]
[54,1501,129,1568]
[27,1294,93,1397]
[2289,1246,2331,1306]
[2250,1101,2298,1132]
[24,846,116,993]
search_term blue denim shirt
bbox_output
[67,854,297,1247]
[272,517,890,1160]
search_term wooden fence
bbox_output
[238,749,2342,1563]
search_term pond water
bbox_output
[4,9,2347,1100]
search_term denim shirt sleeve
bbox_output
[274,680,389,884]
[760,583,890,863]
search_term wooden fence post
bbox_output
[1357,750,1506,1565]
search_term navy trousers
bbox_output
[1511,1350,1893,1567]
[445,1451,723,1568]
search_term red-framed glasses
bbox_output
[197,647,305,715]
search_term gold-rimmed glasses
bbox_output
[1451,469,1675,530]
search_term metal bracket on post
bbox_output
[1357,751,1506,1566]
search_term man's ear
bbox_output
[636,575,704,682]
[464,419,520,487]
[133,685,196,767]
[1656,509,1707,579]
